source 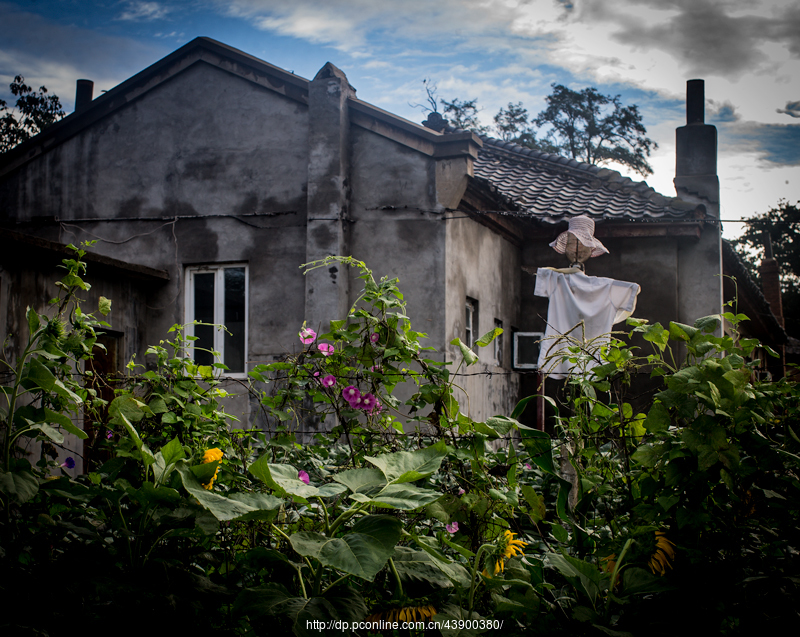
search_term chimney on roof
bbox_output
[760,233,785,327]
[74,79,94,113]
[674,79,719,213]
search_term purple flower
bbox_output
[343,385,360,403]
[299,326,317,345]
[361,393,377,412]
[298,470,310,484]
[61,457,75,469]
[318,342,334,356]
[106,430,113,439]
[370,332,380,344]
[322,374,337,388]
[446,521,459,534]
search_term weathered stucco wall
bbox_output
[446,217,521,422]
[4,62,312,367]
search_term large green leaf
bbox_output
[30,423,64,444]
[152,437,186,484]
[27,357,56,391]
[392,546,467,588]
[450,337,478,366]
[177,462,282,521]
[44,408,88,440]
[355,483,442,510]
[109,394,146,424]
[521,485,546,523]
[475,327,503,347]
[365,441,446,484]
[289,514,402,581]
[546,552,602,609]
[249,454,321,500]
[0,469,39,504]
[333,467,386,494]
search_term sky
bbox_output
[1,0,798,240]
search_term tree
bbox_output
[440,96,489,134]
[535,83,657,177]
[492,101,557,153]
[0,75,65,154]
[732,199,800,337]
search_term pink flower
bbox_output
[298,470,310,484]
[458,488,465,495]
[313,371,320,377]
[322,374,337,388]
[318,342,334,356]
[343,385,360,403]
[446,521,459,534]
[361,393,377,411]
[524,463,532,470]
[370,332,380,343]
[349,394,364,409]
[299,326,317,344]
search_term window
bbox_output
[465,297,478,348]
[513,332,544,370]
[185,265,248,375]
[494,319,504,367]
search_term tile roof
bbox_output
[469,134,703,224]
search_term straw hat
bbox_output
[549,215,608,259]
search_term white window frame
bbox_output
[513,331,544,370]
[184,264,249,378]
[465,297,478,349]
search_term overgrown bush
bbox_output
[1,250,797,636]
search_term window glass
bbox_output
[186,265,248,375]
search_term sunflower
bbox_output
[364,603,436,626]
[483,530,528,576]
[201,447,224,490]
[648,531,676,576]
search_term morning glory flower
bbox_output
[446,521,459,534]
[370,332,380,343]
[299,326,317,344]
[343,385,360,403]
[60,457,75,469]
[298,470,310,484]
[318,342,334,356]
[322,375,337,388]
[361,393,377,411]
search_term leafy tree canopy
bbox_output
[1,75,65,154]
[421,81,657,176]
[732,199,800,337]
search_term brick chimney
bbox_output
[674,79,719,215]
[760,234,784,327]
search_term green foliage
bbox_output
[2,252,798,636]
[0,75,65,153]
[731,198,800,336]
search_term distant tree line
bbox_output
[423,81,657,177]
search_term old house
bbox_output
[1,38,735,468]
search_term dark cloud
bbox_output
[603,1,800,78]
[707,99,739,123]
[777,100,800,118]
[721,121,800,166]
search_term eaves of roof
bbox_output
[0,37,482,176]
[4,230,169,281]
[464,131,708,225]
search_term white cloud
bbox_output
[117,1,171,22]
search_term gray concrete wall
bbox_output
[4,62,312,368]
[446,217,521,422]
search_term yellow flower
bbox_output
[601,553,617,574]
[201,447,224,490]
[365,604,436,624]
[648,531,676,576]
[203,448,223,464]
[483,530,528,577]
